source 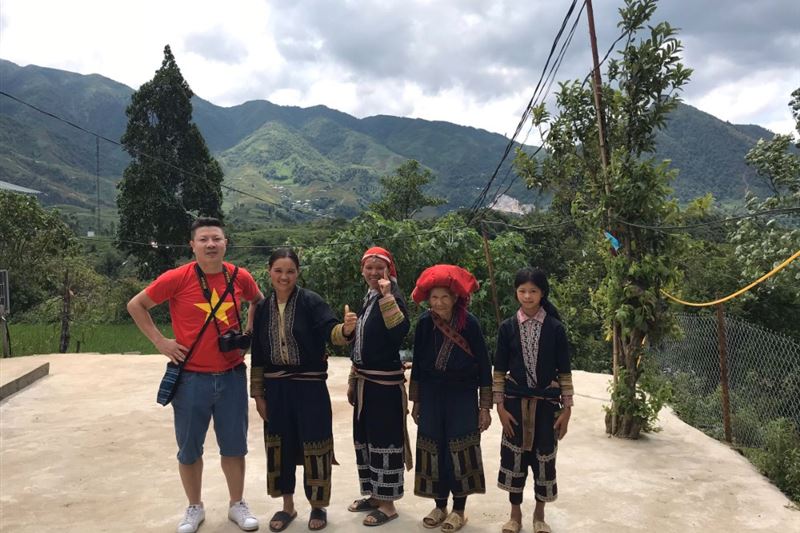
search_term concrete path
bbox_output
[1,354,797,532]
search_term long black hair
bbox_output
[514,267,562,321]
[268,247,300,269]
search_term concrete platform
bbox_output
[0,356,49,400]
[0,354,797,532]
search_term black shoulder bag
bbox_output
[156,265,239,406]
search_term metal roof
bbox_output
[0,180,41,195]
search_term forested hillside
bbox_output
[0,59,778,219]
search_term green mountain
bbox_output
[655,104,775,201]
[0,59,782,220]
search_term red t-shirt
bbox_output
[146,261,260,372]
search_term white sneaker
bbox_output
[228,500,259,531]
[177,504,205,533]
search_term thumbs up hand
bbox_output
[378,269,392,297]
[343,304,358,336]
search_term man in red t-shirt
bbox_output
[128,218,264,533]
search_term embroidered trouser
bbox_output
[264,379,333,507]
[497,397,558,503]
[353,380,406,501]
[415,383,485,500]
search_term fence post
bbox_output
[480,224,502,327]
[716,303,732,443]
[0,314,10,358]
[59,270,71,354]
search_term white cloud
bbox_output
[688,70,799,134]
[0,0,797,136]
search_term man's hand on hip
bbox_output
[155,337,189,364]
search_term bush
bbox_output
[746,418,800,502]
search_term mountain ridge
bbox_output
[0,59,779,219]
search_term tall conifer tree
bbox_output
[117,45,224,278]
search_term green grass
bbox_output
[7,323,173,356]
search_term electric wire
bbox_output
[0,90,334,221]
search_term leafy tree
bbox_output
[515,0,692,437]
[0,191,77,316]
[370,160,446,220]
[730,87,800,338]
[259,211,529,353]
[116,45,224,278]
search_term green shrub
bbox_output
[746,418,800,502]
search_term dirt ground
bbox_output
[0,354,797,532]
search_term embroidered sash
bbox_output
[352,290,379,365]
[431,311,473,370]
[268,289,300,365]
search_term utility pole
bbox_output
[480,224,502,327]
[96,136,101,234]
[585,0,619,434]
[586,0,610,172]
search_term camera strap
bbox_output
[178,265,239,369]
[194,264,242,336]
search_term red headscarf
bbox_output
[412,264,479,303]
[412,264,479,331]
[361,246,398,282]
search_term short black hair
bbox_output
[269,247,300,269]
[190,217,224,239]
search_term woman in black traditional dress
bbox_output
[345,246,411,527]
[409,264,492,532]
[250,248,356,532]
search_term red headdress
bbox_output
[361,246,398,282]
[412,264,479,331]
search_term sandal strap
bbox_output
[423,507,448,527]
[442,512,466,531]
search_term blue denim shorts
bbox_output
[171,363,248,464]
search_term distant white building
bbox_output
[0,180,40,195]
[489,193,534,215]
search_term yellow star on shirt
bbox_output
[194,289,233,325]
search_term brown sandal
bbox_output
[441,512,467,532]
[348,498,379,512]
[501,519,521,533]
[363,509,399,527]
[533,519,552,533]
[423,507,448,528]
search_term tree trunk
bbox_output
[605,326,644,439]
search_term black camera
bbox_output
[218,330,251,351]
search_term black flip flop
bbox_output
[308,508,327,531]
[348,498,378,512]
[363,509,399,527]
[269,510,298,532]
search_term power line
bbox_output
[0,90,334,221]
[76,223,482,250]
[483,1,586,213]
[614,208,800,231]
[487,21,638,217]
[465,0,583,219]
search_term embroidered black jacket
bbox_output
[250,287,339,388]
[410,310,492,408]
[351,285,410,371]
[493,313,571,391]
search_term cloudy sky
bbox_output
[1,0,798,139]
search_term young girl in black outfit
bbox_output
[493,268,573,533]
